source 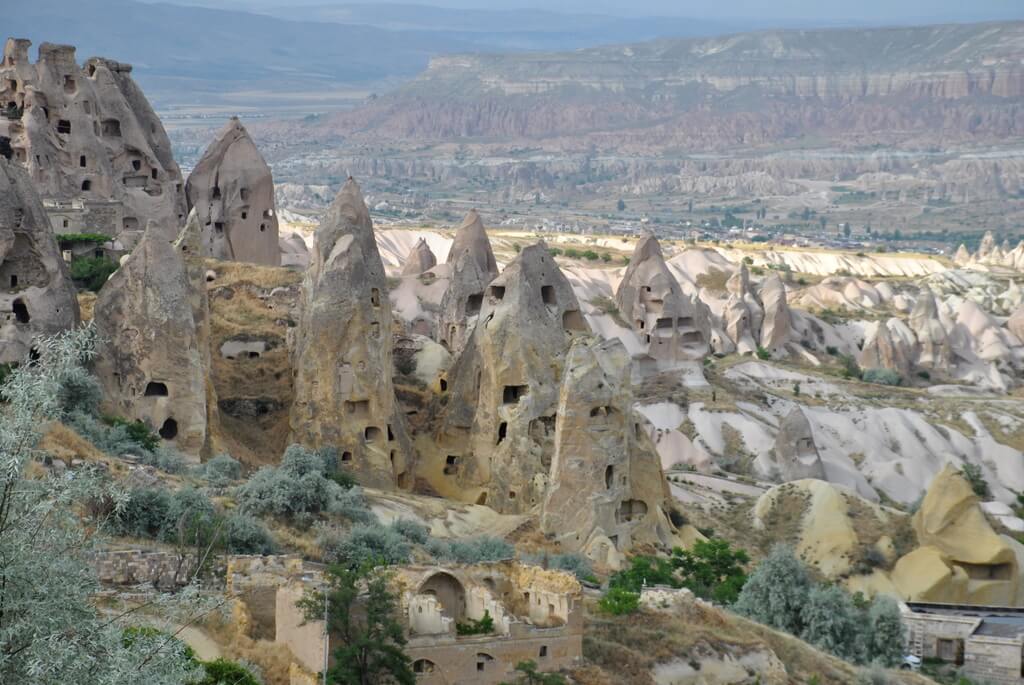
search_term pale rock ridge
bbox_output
[290,178,412,489]
[401,237,437,276]
[185,117,280,265]
[0,157,79,362]
[773,408,826,482]
[0,39,186,242]
[92,222,207,458]
[433,242,588,513]
[541,337,678,566]
[616,233,711,361]
[758,272,792,351]
[438,210,499,353]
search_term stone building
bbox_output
[902,601,1024,684]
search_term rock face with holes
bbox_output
[430,242,589,513]
[0,39,186,243]
[0,157,79,362]
[185,117,280,266]
[92,223,207,459]
[773,407,826,482]
[541,337,678,566]
[616,233,711,361]
[290,178,412,489]
[401,237,437,276]
[438,210,498,354]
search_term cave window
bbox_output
[159,418,178,440]
[9,275,16,288]
[240,211,247,220]
[63,75,76,93]
[503,385,528,404]
[466,292,483,316]
[12,299,29,323]
[56,119,71,135]
[541,285,556,305]
[370,288,380,307]
[412,660,435,674]
[214,222,224,234]
[656,317,674,329]
[79,155,86,168]
[95,249,104,258]
[150,169,158,179]
[263,209,273,218]
[439,378,447,393]
[101,119,121,137]
[87,63,97,77]
[212,186,221,199]
[132,159,141,171]
[364,426,382,444]
[62,219,69,228]
[144,381,169,397]
[539,646,548,658]
[497,422,507,444]
[387,424,394,441]
[82,100,91,114]
[81,179,91,191]
[259,223,266,233]
[605,465,614,489]
[508,490,516,499]
[444,455,459,475]
[489,285,505,300]
[341,451,352,463]
[476,491,487,505]
[239,188,248,201]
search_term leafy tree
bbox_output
[608,555,677,593]
[299,563,414,685]
[862,596,904,666]
[672,538,749,604]
[236,443,348,522]
[500,660,566,685]
[69,255,119,292]
[801,585,860,661]
[456,610,495,635]
[862,368,902,386]
[616,198,626,212]
[195,658,261,685]
[734,545,812,635]
[597,586,640,615]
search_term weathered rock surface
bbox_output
[0,39,186,241]
[401,237,437,276]
[722,263,761,354]
[0,157,79,362]
[289,178,412,488]
[93,223,207,458]
[542,337,678,566]
[758,273,792,351]
[185,117,280,265]
[616,233,710,361]
[858,318,912,377]
[908,288,954,371]
[437,210,498,353]
[773,408,826,482]
[279,232,309,269]
[429,242,588,513]
[1009,305,1024,343]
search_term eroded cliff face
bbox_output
[0,39,186,242]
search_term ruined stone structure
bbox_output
[92,224,207,458]
[0,157,79,362]
[430,243,588,513]
[290,178,412,489]
[91,548,196,589]
[616,233,710,361]
[438,209,498,354]
[185,117,280,265]
[541,337,678,566]
[0,39,186,243]
[402,236,437,276]
[773,407,827,482]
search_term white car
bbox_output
[900,654,922,671]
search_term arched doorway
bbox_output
[418,572,466,622]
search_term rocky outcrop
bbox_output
[953,244,971,265]
[542,337,678,566]
[773,408,826,482]
[758,273,792,352]
[185,117,280,266]
[722,263,761,354]
[909,289,953,371]
[616,233,710,361]
[437,210,498,353]
[92,223,207,458]
[0,39,186,242]
[401,237,437,276]
[430,242,588,513]
[279,233,309,269]
[289,178,412,489]
[0,157,79,362]
[858,319,912,377]
[1009,305,1024,343]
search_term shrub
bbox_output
[203,454,242,489]
[839,354,862,380]
[224,513,275,555]
[327,486,376,524]
[755,346,771,360]
[456,610,494,636]
[160,486,218,546]
[70,255,119,292]
[598,587,640,615]
[391,518,429,544]
[111,487,173,538]
[235,444,343,521]
[57,232,112,246]
[196,658,261,685]
[428,536,515,563]
[855,664,891,685]
[329,468,358,490]
[960,463,991,500]
[734,545,811,635]
[916,370,931,380]
[801,585,860,661]
[825,345,839,356]
[319,522,411,568]
[862,368,902,386]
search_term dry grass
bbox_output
[40,422,118,470]
[203,609,295,685]
[76,291,97,322]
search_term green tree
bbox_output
[616,198,626,212]
[862,596,904,666]
[300,563,413,685]
[500,659,566,685]
[597,586,640,615]
[609,555,677,592]
[734,545,812,635]
[671,538,749,604]
[196,658,261,685]
[801,585,860,661]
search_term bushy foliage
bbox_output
[195,658,262,685]
[202,454,242,489]
[327,485,376,524]
[864,596,905,667]
[235,444,344,522]
[500,660,567,685]
[319,523,411,569]
[855,664,891,685]
[427,536,515,563]
[391,518,429,544]
[960,463,992,500]
[756,346,771,360]
[456,610,494,636]
[57,232,112,246]
[672,538,749,604]
[839,354,862,380]
[862,368,902,386]
[224,512,275,555]
[110,486,174,538]
[801,585,860,661]
[734,545,812,635]
[597,587,640,615]
[70,255,120,292]
[608,555,677,593]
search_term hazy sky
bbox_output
[192,0,1024,23]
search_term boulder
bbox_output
[616,233,711,361]
[438,210,498,354]
[773,408,826,482]
[92,223,207,459]
[0,39,186,241]
[401,237,437,276]
[185,117,280,265]
[289,178,412,489]
[758,272,792,351]
[0,157,79,362]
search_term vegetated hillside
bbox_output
[304,21,1024,146]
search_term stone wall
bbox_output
[91,549,194,588]
[963,636,1024,685]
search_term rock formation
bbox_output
[0,39,186,242]
[541,337,678,566]
[92,223,207,458]
[1009,305,1024,343]
[430,242,588,513]
[858,319,912,377]
[616,233,711,361]
[279,232,309,269]
[289,178,412,489]
[722,263,761,354]
[438,210,498,353]
[0,157,79,362]
[758,273,792,352]
[909,289,954,371]
[185,117,280,266]
[401,237,437,276]
[953,244,971,265]
[977,231,996,259]
[773,408,826,482]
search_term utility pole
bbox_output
[322,590,329,685]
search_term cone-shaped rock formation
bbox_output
[773,408,826,482]
[402,237,437,276]
[438,210,499,353]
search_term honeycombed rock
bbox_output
[438,209,498,354]
[616,233,710,361]
[401,237,437,276]
[290,178,412,489]
[185,117,280,265]
[92,223,207,459]
[0,39,186,242]
[542,337,678,566]
[773,407,826,482]
[431,242,589,513]
[0,156,79,362]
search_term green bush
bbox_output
[755,346,771,360]
[195,658,261,685]
[224,512,275,555]
[960,463,992,500]
[203,454,242,489]
[57,232,111,246]
[70,256,119,292]
[456,610,494,636]
[319,522,411,569]
[235,444,346,522]
[598,587,640,615]
[520,552,595,582]
[111,487,174,538]
[862,368,902,386]
[391,518,429,544]
[103,414,161,451]
[427,536,514,563]
[839,354,862,380]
